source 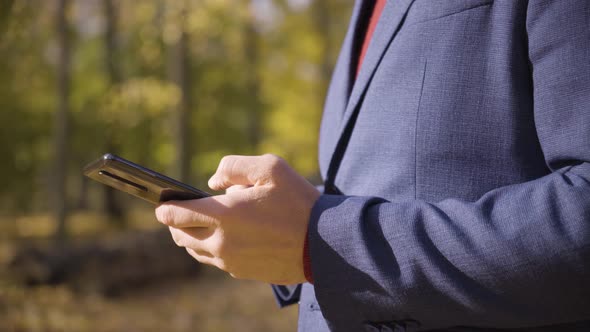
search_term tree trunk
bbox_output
[103,0,124,223]
[76,175,88,210]
[171,4,192,183]
[0,0,15,35]
[312,0,333,101]
[53,0,70,244]
[243,7,263,152]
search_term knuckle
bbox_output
[215,258,228,272]
[262,153,280,163]
[185,248,198,260]
[194,253,209,265]
[209,237,226,258]
[219,155,235,173]
[170,230,183,247]
[263,154,285,175]
[219,155,229,167]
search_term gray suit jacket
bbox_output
[277,0,590,331]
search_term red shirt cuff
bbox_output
[303,230,314,284]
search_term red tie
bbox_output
[356,0,387,76]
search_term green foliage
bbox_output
[0,0,352,215]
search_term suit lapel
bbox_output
[337,0,416,138]
[323,0,369,119]
[318,0,372,179]
[339,0,366,101]
[324,0,416,190]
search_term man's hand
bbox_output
[155,154,320,285]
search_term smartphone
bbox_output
[83,153,210,205]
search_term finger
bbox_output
[156,196,224,228]
[185,248,224,269]
[168,226,214,251]
[208,154,283,190]
[225,184,250,194]
[208,155,261,190]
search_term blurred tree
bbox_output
[102,0,124,223]
[243,4,264,151]
[0,0,15,34]
[0,0,353,217]
[53,0,71,242]
[312,0,334,103]
[170,1,192,183]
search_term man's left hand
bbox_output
[155,154,320,285]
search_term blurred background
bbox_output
[0,0,352,331]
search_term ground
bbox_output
[0,211,298,332]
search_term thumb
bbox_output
[208,155,277,191]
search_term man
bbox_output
[155,0,590,331]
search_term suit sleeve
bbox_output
[308,1,590,330]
